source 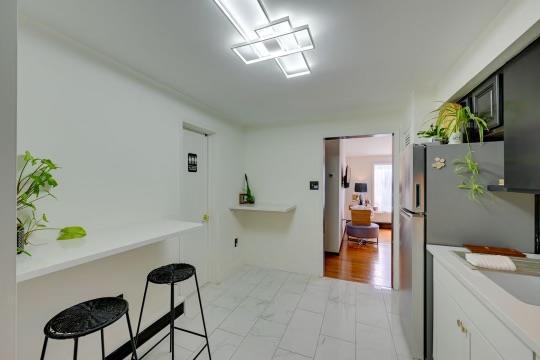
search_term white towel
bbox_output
[465,253,516,271]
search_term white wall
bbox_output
[344,155,393,215]
[17,19,243,359]
[241,118,401,279]
[0,1,17,359]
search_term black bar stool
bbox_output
[40,297,138,360]
[134,263,211,360]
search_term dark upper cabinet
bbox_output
[503,37,540,193]
[471,73,502,130]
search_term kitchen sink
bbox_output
[453,251,540,306]
[479,270,540,306]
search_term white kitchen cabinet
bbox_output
[467,320,503,360]
[433,259,531,360]
[434,282,502,360]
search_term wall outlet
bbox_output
[234,238,238,247]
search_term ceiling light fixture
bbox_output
[213,0,314,78]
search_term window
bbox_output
[373,164,392,212]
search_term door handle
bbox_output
[400,209,414,218]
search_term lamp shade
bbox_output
[354,183,368,193]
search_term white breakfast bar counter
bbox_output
[17,219,202,282]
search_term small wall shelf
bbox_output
[229,203,296,213]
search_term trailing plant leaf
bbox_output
[458,176,486,201]
[454,151,480,176]
[57,226,87,240]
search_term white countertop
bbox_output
[17,219,202,283]
[428,244,540,354]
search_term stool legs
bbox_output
[134,279,150,350]
[170,283,175,357]
[194,272,212,360]
[40,336,48,360]
[126,311,139,360]
[101,329,105,359]
[73,338,78,360]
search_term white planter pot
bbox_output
[448,132,463,144]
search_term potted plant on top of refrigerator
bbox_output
[418,102,489,200]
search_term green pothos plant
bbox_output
[428,102,489,200]
[17,151,87,255]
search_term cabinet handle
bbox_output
[456,319,468,333]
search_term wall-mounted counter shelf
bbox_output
[229,203,296,213]
[16,219,202,283]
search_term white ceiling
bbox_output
[20,0,509,127]
[343,135,392,157]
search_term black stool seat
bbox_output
[44,297,128,339]
[147,263,195,284]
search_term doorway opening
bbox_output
[323,134,394,288]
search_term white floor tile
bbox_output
[314,335,355,360]
[144,340,194,360]
[298,286,329,314]
[321,301,356,342]
[392,333,412,359]
[213,293,246,310]
[220,297,269,336]
[279,309,323,357]
[181,265,407,360]
[273,349,312,360]
[250,318,287,339]
[261,291,302,324]
[280,274,310,294]
[250,271,289,301]
[387,313,405,336]
[208,329,244,360]
[356,322,397,360]
[329,280,356,305]
[231,334,280,360]
[356,293,389,329]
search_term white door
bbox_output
[180,129,209,295]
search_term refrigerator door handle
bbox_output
[400,209,413,219]
[415,184,421,208]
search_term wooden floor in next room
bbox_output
[324,229,392,288]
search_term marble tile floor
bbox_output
[143,265,413,360]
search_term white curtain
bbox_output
[373,164,393,212]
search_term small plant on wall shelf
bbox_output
[17,151,87,255]
[419,102,488,200]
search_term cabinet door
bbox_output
[433,283,469,360]
[466,320,503,360]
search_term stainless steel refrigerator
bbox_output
[398,142,535,360]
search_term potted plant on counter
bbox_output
[17,151,86,255]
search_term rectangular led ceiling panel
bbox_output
[232,25,314,64]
